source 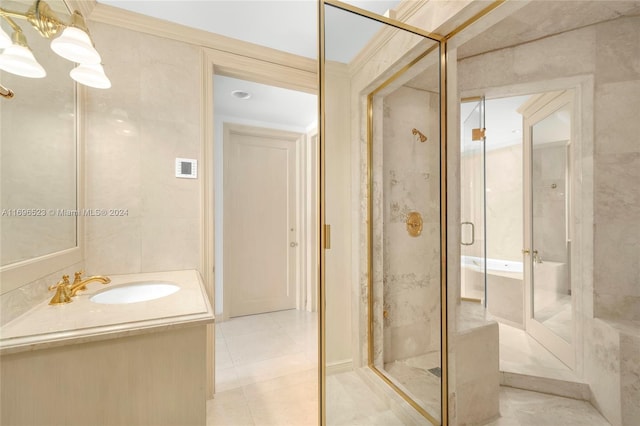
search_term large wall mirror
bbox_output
[321,1,446,424]
[0,0,80,293]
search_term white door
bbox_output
[224,123,300,317]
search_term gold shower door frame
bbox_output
[318,1,447,424]
[318,0,509,424]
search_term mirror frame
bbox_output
[0,0,83,294]
[319,1,448,424]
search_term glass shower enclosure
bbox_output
[320,1,447,424]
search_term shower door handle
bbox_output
[461,222,475,246]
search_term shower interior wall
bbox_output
[377,86,441,366]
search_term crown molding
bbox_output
[64,0,96,18]
[347,0,429,76]
[87,3,316,75]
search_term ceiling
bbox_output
[214,75,317,130]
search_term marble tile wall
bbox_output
[374,86,441,364]
[485,144,522,262]
[0,261,84,326]
[83,22,202,276]
[352,30,443,371]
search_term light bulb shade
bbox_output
[51,27,101,64]
[70,63,111,89]
[0,27,11,49]
[0,44,46,78]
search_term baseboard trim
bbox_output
[326,359,353,375]
[500,371,590,400]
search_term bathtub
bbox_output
[461,256,523,275]
[461,255,568,327]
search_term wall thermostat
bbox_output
[176,158,197,179]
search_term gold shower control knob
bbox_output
[406,212,423,237]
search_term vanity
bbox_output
[0,269,214,426]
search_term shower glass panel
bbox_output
[460,99,486,302]
[371,53,442,422]
[321,1,444,424]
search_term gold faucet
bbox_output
[69,271,111,297]
[48,271,111,305]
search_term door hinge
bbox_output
[472,128,486,141]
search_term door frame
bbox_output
[222,122,304,318]
[460,74,594,377]
[521,90,575,369]
[201,47,317,397]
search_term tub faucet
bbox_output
[69,271,111,296]
[533,250,543,264]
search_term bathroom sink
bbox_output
[90,281,180,304]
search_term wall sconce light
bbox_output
[0,0,110,89]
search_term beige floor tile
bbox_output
[207,388,255,426]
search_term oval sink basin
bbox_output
[90,281,180,304]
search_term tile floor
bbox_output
[326,370,407,425]
[498,322,578,381]
[207,309,318,426]
[383,351,441,417]
[487,387,610,426]
[207,309,610,426]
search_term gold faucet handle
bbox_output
[48,275,70,291]
[73,270,85,285]
[49,280,72,305]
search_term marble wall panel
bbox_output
[0,261,83,326]
[485,144,523,262]
[594,81,640,155]
[594,152,640,224]
[594,16,640,86]
[620,331,640,425]
[84,22,201,276]
[585,319,622,426]
[375,86,441,364]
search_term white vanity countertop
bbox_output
[0,270,214,355]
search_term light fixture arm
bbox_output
[1,15,23,34]
[0,83,14,99]
[0,0,66,39]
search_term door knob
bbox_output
[290,242,298,247]
[522,249,530,255]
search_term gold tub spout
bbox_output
[69,271,111,297]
